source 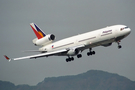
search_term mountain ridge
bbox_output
[1,70,135,90]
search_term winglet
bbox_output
[4,55,12,62]
[30,23,46,39]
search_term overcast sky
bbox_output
[0,0,135,85]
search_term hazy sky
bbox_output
[0,0,135,85]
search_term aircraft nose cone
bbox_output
[127,28,131,34]
[122,26,131,36]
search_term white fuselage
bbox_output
[4,24,131,62]
[39,25,131,55]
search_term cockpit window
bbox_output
[124,26,128,29]
[120,26,128,31]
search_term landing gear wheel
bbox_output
[87,52,90,56]
[77,54,82,58]
[117,41,122,49]
[66,57,74,62]
[71,57,74,61]
[92,51,95,54]
[118,45,122,49]
[90,52,93,55]
[66,58,69,62]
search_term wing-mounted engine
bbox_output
[67,48,79,56]
[33,34,55,46]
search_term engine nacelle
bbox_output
[33,34,55,46]
[67,49,79,56]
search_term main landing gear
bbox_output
[66,48,96,62]
[87,48,95,56]
[66,54,82,62]
[66,56,74,62]
[77,54,82,58]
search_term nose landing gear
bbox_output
[117,41,122,49]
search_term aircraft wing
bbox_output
[4,49,67,61]
[4,44,85,61]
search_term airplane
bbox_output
[4,23,131,62]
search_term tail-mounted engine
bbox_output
[33,34,55,46]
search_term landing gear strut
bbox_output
[87,48,95,56]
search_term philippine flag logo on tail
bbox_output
[30,23,46,39]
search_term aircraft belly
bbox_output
[99,38,115,45]
[115,35,127,42]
